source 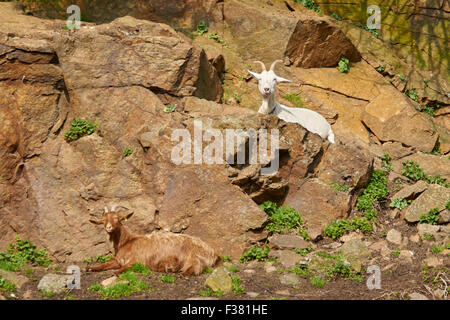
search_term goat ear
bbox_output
[276,75,291,83]
[248,70,261,80]
[89,218,104,225]
[119,211,134,222]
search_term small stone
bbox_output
[246,292,260,298]
[433,289,445,299]
[268,234,309,250]
[386,229,402,245]
[279,273,300,286]
[264,262,277,273]
[409,292,429,300]
[205,266,232,294]
[275,289,291,296]
[0,269,28,290]
[38,274,70,294]
[101,276,127,288]
[243,269,256,275]
[340,233,362,243]
[409,234,420,243]
[398,250,413,263]
[341,239,371,272]
[423,256,443,268]
[370,240,387,251]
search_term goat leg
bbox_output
[86,258,120,272]
[113,262,134,276]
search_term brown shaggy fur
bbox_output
[87,209,221,276]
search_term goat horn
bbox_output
[111,204,117,212]
[104,206,109,213]
[253,61,266,71]
[270,59,283,71]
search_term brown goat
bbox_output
[87,206,221,276]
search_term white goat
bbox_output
[248,60,335,143]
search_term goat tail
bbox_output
[327,128,335,144]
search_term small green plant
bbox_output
[240,246,270,263]
[222,255,232,262]
[123,147,133,158]
[356,23,379,37]
[376,65,385,73]
[294,246,312,256]
[160,274,176,284]
[431,246,443,253]
[83,257,93,264]
[208,33,227,47]
[64,118,97,142]
[234,94,242,104]
[260,201,303,233]
[419,208,440,225]
[350,216,373,234]
[41,290,55,298]
[163,105,176,113]
[24,268,33,275]
[405,87,419,102]
[392,249,400,258]
[289,265,310,277]
[324,219,351,239]
[397,74,405,81]
[202,267,213,274]
[294,0,322,13]
[330,12,342,21]
[95,254,113,263]
[200,287,224,297]
[91,271,149,299]
[0,277,15,292]
[0,237,52,271]
[196,20,208,35]
[356,169,389,221]
[423,233,434,241]
[309,276,325,288]
[231,275,245,295]
[381,153,393,172]
[445,243,450,249]
[390,198,408,210]
[226,265,239,273]
[446,201,450,210]
[329,183,349,193]
[337,57,350,73]
[420,104,440,117]
[401,161,449,187]
[284,93,305,108]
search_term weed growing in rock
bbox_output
[419,208,440,225]
[0,237,52,271]
[330,12,342,21]
[392,249,400,258]
[240,246,270,263]
[337,57,350,73]
[390,198,409,210]
[260,201,304,234]
[123,146,133,157]
[401,161,449,187]
[196,20,208,35]
[404,87,419,102]
[420,104,441,117]
[163,105,176,113]
[381,153,393,172]
[294,245,312,256]
[64,118,97,142]
[376,65,385,73]
[431,246,443,253]
[397,74,405,81]
[208,33,228,47]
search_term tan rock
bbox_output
[391,180,428,201]
[423,256,443,268]
[386,229,402,246]
[405,185,450,223]
[268,234,309,250]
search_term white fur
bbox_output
[248,60,335,143]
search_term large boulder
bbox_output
[404,185,450,223]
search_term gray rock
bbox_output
[279,273,300,286]
[405,185,450,222]
[386,229,402,245]
[205,267,232,294]
[268,234,309,250]
[269,250,304,268]
[37,274,70,294]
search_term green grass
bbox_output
[128,263,151,276]
[259,201,304,233]
[240,246,270,263]
[41,290,55,298]
[64,118,97,142]
[231,275,245,295]
[0,277,15,292]
[309,276,325,288]
[284,93,305,108]
[390,198,409,210]
[423,233,434,241]
[196,20,208,35]
[356,169,389,220]
[419,208,440,225]
[225,265,239,273]
[89,270,149,299]
[431,246,443,254]
[95,254,113,264]
[289,265,310,277]
[123,147,133,158]
[160,274,176,284]
[0,237,52,271]
[446,201,450,210]
[222,256,232,262]
[294,246,312,256]
[199,287,224,297]
[337,57,350,73]
[324,216,373,240]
